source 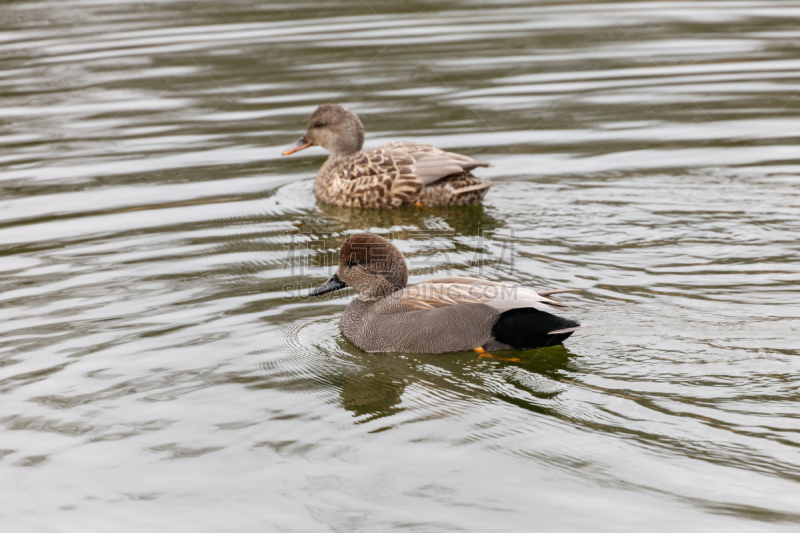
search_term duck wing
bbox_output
[329,147,423,207]
[424,277,580,307]
[389,281,572,312]
[326,143,490,207]
[356,277,580,353]
[362,281,580,353]
[382,141,491,186]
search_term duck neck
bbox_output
[330,138,362,157]
[355,278,406,302]
[330,117,364,156]
[340,297,371,343]
[324,152,347,169]
[315,153,348,190]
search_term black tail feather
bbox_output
[491,308,580,349]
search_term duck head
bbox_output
[310,233,408,300]
[282,104,365,157]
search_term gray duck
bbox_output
[309,234,582,359]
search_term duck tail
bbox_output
[463,161,492,170]
[547,326,586,335]
[491,308,580,349]
[454,182,493,194]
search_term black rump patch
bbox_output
[491,308,580,350]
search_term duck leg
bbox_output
[473,347,520,363]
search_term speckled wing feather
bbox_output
[316,142,492,208]
[318,146,423,208]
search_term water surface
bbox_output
[1,1,799,531]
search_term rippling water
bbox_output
[2,1,799,531]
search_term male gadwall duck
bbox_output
[282,104,493,208]
[310,234,582,359]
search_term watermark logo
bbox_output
[281,228,519,299]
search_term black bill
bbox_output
[309,274,347,296]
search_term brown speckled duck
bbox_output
[282,104,493,208]
[309,234,582,359]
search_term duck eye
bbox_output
[314,122,325,128]
[347,259,358,267]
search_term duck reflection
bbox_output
[340,366,407,422]
[315,201,503,237]
[337,343,578,424]
[290,202,504,278]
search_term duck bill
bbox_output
[281,135,313,156]
[309,274,347,296]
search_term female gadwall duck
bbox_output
[282,104,492,208]
[310,234,582,358]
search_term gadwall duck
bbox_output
[309,234,582,358]
[282,104,492,208]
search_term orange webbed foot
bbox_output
[473,347,520,363]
